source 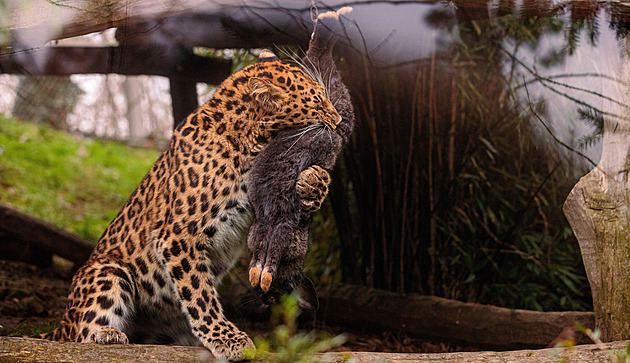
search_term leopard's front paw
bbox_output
[210,329,255,361]
[296,165,330,213]
[88,327,129,344]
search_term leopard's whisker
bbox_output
[288,125,313,138]
[305,57,329,96]
[282,124,321,140]
[282,48,329,96]
[283,124,318,155]
[316,126,329,141]
[326,69,334,96]
[315,127,326,141]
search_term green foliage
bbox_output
[315,3,602,312]
[306,199,342,284]
[10,320,59,336]
[576,107,604,149]
[437,13,593,311]
[573,323,630,362]
[0,115,159,241]
[242,294,346,363]
[433,9,596,311]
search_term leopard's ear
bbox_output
[249,77,287,112]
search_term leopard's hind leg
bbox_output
[55,257,136,344]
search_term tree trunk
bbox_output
[12,76,82,130]
[564,141,630,342]
[563,37,630,342]
[122,77,146,146]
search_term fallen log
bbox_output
[315,284,595,350]
[0,204,94,267]
[0,205,596,350]
[1,337,628,363]
[0,337,211,363]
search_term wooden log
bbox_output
[1,336,629,363]
[316,284,595,349]
[0,204,93,267]
[0,337,211,363]
[1,231,54,268]
[336,341,630,363]
[0,46,231,84]
[6,1,321,47]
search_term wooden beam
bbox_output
[169,78,199,129]
[6,0,211,42]
[0,204,94,267]
[10,0,630,48]
[0,46,231,84]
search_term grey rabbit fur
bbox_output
[246,11,355,310]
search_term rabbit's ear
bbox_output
[258,49,279,62]
[297,276,319,311]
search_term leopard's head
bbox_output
[244,57,341,132]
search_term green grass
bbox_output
[10,320,60,337]
[0,115,160,242]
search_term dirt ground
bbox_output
[0,258,469,354]
[0,259,71,337]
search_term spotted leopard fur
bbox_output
[32,59,341,360]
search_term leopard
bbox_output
[31,55,341,360]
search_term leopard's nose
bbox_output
[324,113,340,130]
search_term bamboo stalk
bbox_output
[428,51,437,296]
[449,76,457,180]
[361,54,388,289]
[411,62,427,294]
[398,64,424,293]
